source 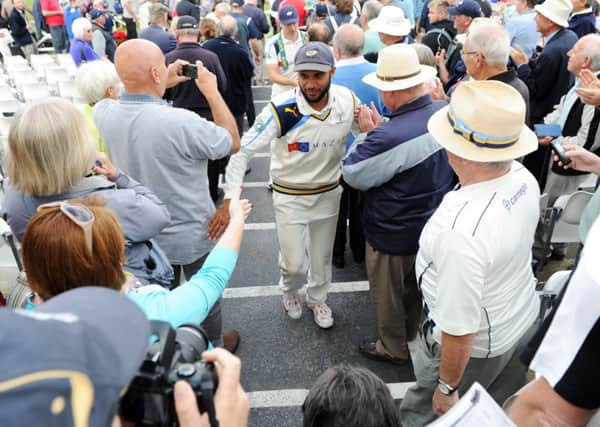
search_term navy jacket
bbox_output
[9,8,34,47]
[139,24,177,54]
[568,12,597,39]
[164,42,227,120]
[203,36,254,115]
[343,96,455,255]
[517,28,577,124]
[176,0,200,21]
[243,4,269,37]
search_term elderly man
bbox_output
[222,42,360,329]
[138,2,176,54]
[364,5,411,63]
[266,5,306,98]
[90,9,117,62]
[360,0,385,55]
[399,80,541,426]
[511,0,577,189]
[331,23,382,268]
[93,39,241,352]
[204,15,254,134]
[343,44,454,365]
[435,0,481,88]
[165,15,229,203]
[505,0,539,59]
[307,22,330,43]
[463,20,530,124]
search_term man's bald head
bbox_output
[307,22,330,43]
[333,23,364,59]
[114,39,167,96]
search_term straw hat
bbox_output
[534,0,572,28]
[363,44,437,91]
[368,5,411,37]
[427,80,538,162]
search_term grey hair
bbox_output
[72,17,92,39]
[177,28,201,37]
[149,3,169,23]
[466,20,510,67]
[76,60,121,105]
[478,160,513,170]
[580,34,600,71]
[218,14,238,38]
[333,23,364,57]
[362,0,383,21]
[412,43,435,66]
[303,366,400,427]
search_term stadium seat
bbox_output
[20,83,51,102]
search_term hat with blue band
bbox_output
[427,80,537,162]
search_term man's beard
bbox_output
[300,78,331,105]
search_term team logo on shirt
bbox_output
[284,106,299,117]
[288,141,310,152]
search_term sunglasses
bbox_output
[37,202,95,254]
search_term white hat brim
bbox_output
[427,105,538,162]
[534,3,569,27]
[368,18,411,36]
[362,65,437,91]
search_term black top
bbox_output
[164,42,228,120]
[203,36,254,115]
[488,69,531,128]
[421,19,456,55]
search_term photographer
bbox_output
[20,186,251,330]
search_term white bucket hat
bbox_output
[363,44,437,91]
[427,80,538,162]
[368,5,411,37]
[534,0,572,28]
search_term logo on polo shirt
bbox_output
[288,141,310,152]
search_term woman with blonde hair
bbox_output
[4,98,172,286]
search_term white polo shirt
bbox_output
[417,162,540,358]
[266,31,306,98]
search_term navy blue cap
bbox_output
[315,3,328,16]
[294,41,335,72]
[231,0,245,6]
[177,15,199,29]
[89,8,105,20]
[0,287,150,427]
[448,0,481,18]
[279,5,299,24]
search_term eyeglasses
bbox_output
[37,202,95,254]
[461,51,479,58]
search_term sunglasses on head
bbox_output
[37,202,95,254]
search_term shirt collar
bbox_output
[386,95,432,118]
[487,69,517,83]
[544,29,560,46]
[571,7,593,17]
[336,56,367,67]
[119,92,168,105]
[281,31,302,44]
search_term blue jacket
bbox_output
[69,37,100,66]
[343,95,455,255]
[8,8,34,47]
[568,12,597,39]
[139,23,177,54]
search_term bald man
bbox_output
[331,23,382,269]
[93,39,242,353]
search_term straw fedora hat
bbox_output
[427,80,538,162]
[368,5,411,37]
[534,0,572,28]
[363,44,437,91]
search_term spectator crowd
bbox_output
[0,0,600,425]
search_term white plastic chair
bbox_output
[2,55,27,68]
[58,80,80,99]
[30,54,56,71]
[20,83,51,102]
[0,99,23,116]
[0,86,17,102]
[0,116,12,136]
[550,190,593,244]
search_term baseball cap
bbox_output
[448,0,482,18]
[89,8,105,20]
[279,5,299,25]
[294,41,335,72]
[231,0,245,6]
[315,3,328,17]
[176,15,199,29]
[0,287,151,427]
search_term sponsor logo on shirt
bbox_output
[502,183,528,212]
[288,141,310,152]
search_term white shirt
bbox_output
[225,85,360,202]
[266,31,306,98]
[417,162,540,358]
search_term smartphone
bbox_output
[181,64,198,79]
[549,140,571,166]
[534,123,561,138]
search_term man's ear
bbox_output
[150,66,161,85]
[330,66,336,79]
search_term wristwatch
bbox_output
[437,378,458,395]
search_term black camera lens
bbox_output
[175,325,210,363]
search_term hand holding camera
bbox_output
[193,60,219,97]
